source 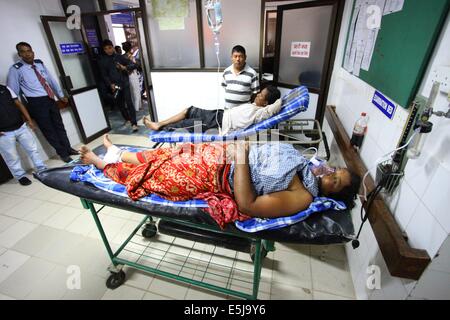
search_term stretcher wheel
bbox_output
[250,243,268,262]
[142,223,157,238]
[106,270,126,289]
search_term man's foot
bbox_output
[80,145,107,169]
[18,177,32,186]
[103,134,113,149]
[68,148,79,156]
[61,156,73,163]
[123,120,131,127]
[132,125,139,133]
[143,116,161,131]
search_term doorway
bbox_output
[41,7,155,142]
[80,8,155,135]
[260,0,344,125]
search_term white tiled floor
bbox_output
[0,134,356,300]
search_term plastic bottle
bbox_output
[350,113,368,150]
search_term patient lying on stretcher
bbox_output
[142,86,282,135]
[79,135,360,228]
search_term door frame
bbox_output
[76,7,158,122]
[261,0,344,126]
[41,15,111,143]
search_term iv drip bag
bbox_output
[205,0,223,34]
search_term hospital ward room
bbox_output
[1,0,450,306]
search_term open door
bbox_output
[273,0,343,125]
[41,16,110,143]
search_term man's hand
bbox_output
[228,140,250,164]
[116,63,127,71]
[111,84,117,92]
[26,120,36,131]
[0,132,5,136]
[60,97,68,103]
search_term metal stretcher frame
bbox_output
[262,119,331,160]
[61,111,332,299]
[79,197,276,300]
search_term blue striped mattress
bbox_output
[148,86,309,143]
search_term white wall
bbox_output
[326,0,450,300]
[151,72,318,122]
[0,0,82,168]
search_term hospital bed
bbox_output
[148,86,330,160]
[34,87,351,299]
[35,142,353,300]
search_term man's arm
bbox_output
[6,67,21,96]
[13,99,36,130]
[221,72,227,88]
[249,74,260,102]
[250,74,260,94]
[117,55,137,72]
[232,143,313,218]
[99,59,111,86]
[253,99,282,123]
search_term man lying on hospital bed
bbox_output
[142,86,282,134]
[78,135,361,229]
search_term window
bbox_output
[202,0,261,69]
[146,0,201,68]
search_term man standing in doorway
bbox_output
[7,42,77,163]
[222,45,260,109]
[99,39,139,133]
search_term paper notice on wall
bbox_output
[344,0,390,75]
[291,42,311,58]
[353,40,366,77]
[343,2,361,72]
[361,28,379,71]
[383,0,404,15]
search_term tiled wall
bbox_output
[325,0,450,299]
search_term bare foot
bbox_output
[143,116,161,131]
[79,145,90,156]
[103,134,113,149]
[79,145,107,169]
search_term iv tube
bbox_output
[205,0,223,129]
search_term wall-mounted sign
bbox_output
[85,29,99,47]
[372,90,396,120]
[291,42,311,58]
[111,12,134,25]
[59,43,84,55]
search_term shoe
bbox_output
[68,148,79,155]
[132,125,139,132]
[61,156,73,163]
[18,177,32,186]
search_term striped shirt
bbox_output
[221,64,259,109]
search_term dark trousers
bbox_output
[162,107,224,133]
[26,96,71,158]
[114,85,136,125]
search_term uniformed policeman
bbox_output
[7,42,78,163]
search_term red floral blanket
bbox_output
[103,143,249,228]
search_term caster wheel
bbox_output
[106,270,126,289]
[142,223,157,238]
[250,243,268,262]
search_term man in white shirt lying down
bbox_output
[143,86,281,135]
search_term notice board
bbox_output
[343,0,449,108]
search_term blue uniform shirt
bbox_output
[6,59,64,98]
